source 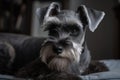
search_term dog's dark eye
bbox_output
[49,29,59,37]
[70,27,80,36]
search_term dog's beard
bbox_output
[40,42,82,72]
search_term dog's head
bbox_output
[36,2,105,72]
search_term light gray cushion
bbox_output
[80,60,120,80]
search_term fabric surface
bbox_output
[80,60,120,80]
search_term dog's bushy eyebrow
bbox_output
[63,24,80,28]
[44,22,61,31]
[44,21,81,31]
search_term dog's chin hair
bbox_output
[48,57,71,72]
[40,44,55,63]
[40,45,72,72]
[40,42,82,72]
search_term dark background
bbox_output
[0,0,119,60]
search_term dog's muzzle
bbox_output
[40,38,83,72]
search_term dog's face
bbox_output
[36,2,105,72]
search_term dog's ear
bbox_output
[44,2,60,18]
[36,2,60,25]
[76,5,105,32]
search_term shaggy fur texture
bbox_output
[0,33,108,80]
[0,2,108,80]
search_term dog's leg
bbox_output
[15,58,51,78]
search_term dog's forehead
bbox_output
[44,10,83,28]
[57,10,82,26]
[57,10,76,18]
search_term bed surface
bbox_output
[80,60,120,80]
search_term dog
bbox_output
[0,2,108,80]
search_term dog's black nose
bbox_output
[53,45,63,54]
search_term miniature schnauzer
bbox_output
[0,2,108,80]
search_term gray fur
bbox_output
[36,2,105,75]
[0,2,105,79]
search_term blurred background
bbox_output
[0,0,119,60]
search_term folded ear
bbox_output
[36,2,60,25]
[76,5,105,32]
[44,2,60,18]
